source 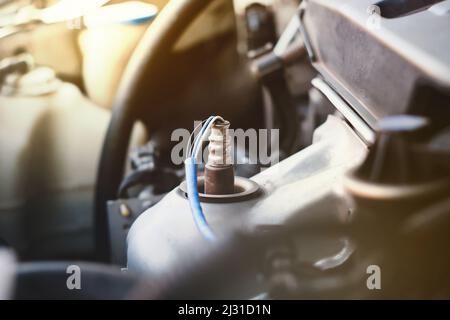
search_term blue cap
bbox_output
[84,1,158,27]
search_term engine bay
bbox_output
[0,0,449,301]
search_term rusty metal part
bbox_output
[206,120,232,167]
[205,165,235,195]
[179,176,260,203]
[204,120,235,195]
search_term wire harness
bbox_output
[185,116,224,241]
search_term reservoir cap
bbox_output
[84,1,158,28]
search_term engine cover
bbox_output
[301,0,450,130]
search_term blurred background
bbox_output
[0,0,304,261]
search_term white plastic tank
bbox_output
[0,66,110,253]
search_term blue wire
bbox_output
[192,116,214,159]
[185,158,215,241]
[185,116,216,241]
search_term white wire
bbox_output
[187,119,208,158]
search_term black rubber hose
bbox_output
[264,70,299,155]
[374,0,444,18]
[94,0,217,263]
[14,262,142,299]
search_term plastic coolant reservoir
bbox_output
[127,115,368,298]
[0,66,146,254]
[0,67,110,251]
